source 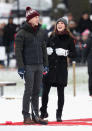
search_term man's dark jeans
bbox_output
[22,65,43,118]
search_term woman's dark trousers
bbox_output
[40,83,64,119]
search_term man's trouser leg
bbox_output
[22,65,35,118]
[32,65,43,118]
[22,65,43,118]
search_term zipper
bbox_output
[34,35,40,64]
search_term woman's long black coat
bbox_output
[43,33,76,87]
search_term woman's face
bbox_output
[56,21,66,32]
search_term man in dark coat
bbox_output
[3,17,17,67]
[83,36,92,96]
[15,6,48,125]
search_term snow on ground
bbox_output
[0,91,92,131]
[0,125,92,131]
[0,66,92,130]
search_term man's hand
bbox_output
[18,68,25,79]
[43,66,49,75]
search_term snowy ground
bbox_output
[0,66,92,131]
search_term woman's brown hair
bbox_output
[51,22,75,39]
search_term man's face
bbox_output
[29,16,39,26]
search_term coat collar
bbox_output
[22,22,41,34]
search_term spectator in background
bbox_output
[77,11,92,33]
[0,24,5,68]
[68,20,78,36]
[74,33,82,64]
[41,24,47,30]
[83,35,92,96]
[0,26,4,46]
[3,17,17,67]
[41,24,48,34]
[66,12,74,22]
[47,21,56,36]
[63,0,69,10]
[81,29,90,64]
[89,0,92,14]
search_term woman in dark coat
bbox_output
[40,17,76,122]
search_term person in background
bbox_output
[74,33,82,64]
[77,11,92,33]
[81,29,90,64]
[68,20,78,36]
[47,21,56,37]
[0,24,4,67]
[89,0,92,14]
[40,17,76,122]
[3,17,17,67]
[66,12,74,22]
[83,35,92,96]
[41,24,48,35]
[15,6,48,125]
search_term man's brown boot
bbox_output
[24,117,35,124]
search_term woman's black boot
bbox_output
[56,110,62,122]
